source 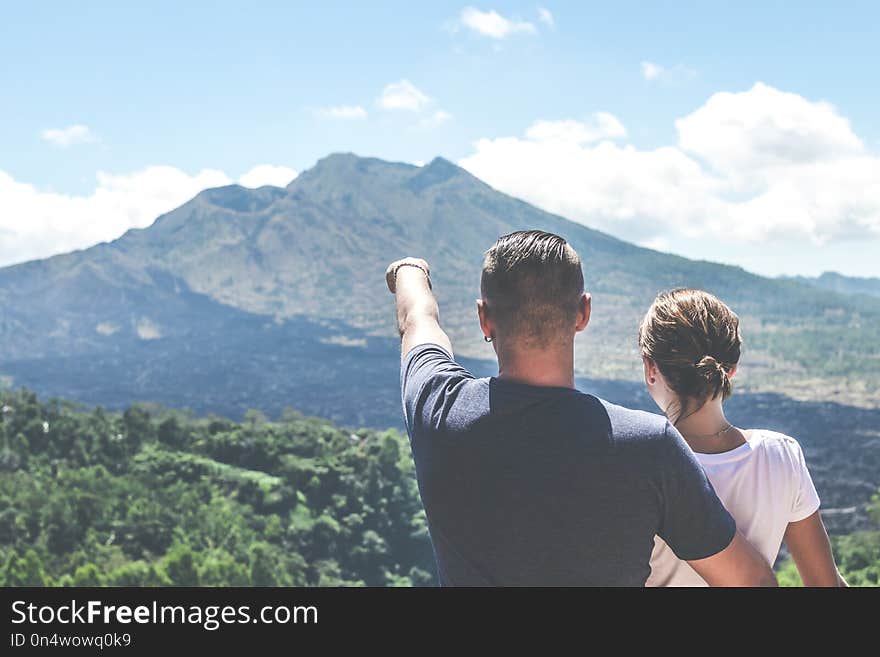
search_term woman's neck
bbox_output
[673,398,747,454]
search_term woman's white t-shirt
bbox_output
[646,429,821,587]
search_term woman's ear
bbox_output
[727,364,738,380]
[642,356,658,385]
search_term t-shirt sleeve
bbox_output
[789,439,821,522]
[400,342,474,438]
[655,422,737,561]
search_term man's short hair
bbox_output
[480,230,584,344]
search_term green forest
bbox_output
[1,387,877,587]
[0,388,434,586]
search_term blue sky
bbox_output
[2,1,879,276]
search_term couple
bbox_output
[385,230,845,587]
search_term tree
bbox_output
[122,406,152,451]
[160,544,200,586]
[248,542,285,586]
[0,388,440,588]
[158,416,185,449]
[72,563,105,586]
[198,550,249,587]
[107,561,169,586]
[2,549,50,586]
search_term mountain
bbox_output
[788,272,880,299]
[0,154,880,396]
[2,153,878,410]
[2,152,879,532]
[2,153,879,404]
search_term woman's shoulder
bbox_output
[745,429,807,463]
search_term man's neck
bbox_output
[495,339,576,389]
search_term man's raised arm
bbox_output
[385,257,454,359]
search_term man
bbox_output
[386,230,776,586]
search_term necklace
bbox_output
[690,422,736,439]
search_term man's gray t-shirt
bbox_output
[401,343,736,586]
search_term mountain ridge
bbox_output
[788,271,880,299]
[1,152,878,409]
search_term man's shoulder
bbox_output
[403,341,455,368]
[401,342,488,435]
[590,396,671,443]
[402,342,476,389]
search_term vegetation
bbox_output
[0,389,434,587]
[777,492,880,587]
[2,386,877,587]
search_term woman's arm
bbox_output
[687,531,777,587]
[784,510,847,587]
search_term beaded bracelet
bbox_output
[393,262,432,290]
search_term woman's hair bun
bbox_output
[695,355,732,399]
[638,288,741,411]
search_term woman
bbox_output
[639,288,846,586]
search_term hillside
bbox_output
[0,388,434,586]
[790,272,880,299]
[1,153,878,413]
[0,152,878,526]
[1,389,877,586]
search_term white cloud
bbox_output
[524,113,626,144]
[459,83,880,248]
[378,81,448,125]
[0,164,290,267]
[319,105,367,119]
[239,164,298,188]
[419,109,453,128]
[378,79,431,112]
[537,7,555,27]
[640,60,696,84]
[676,82,863,171]
[459,7,537,39]
[41,124,96,148]
[640,61,664,81]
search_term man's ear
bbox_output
[476,299,494,341]
[575,293,592,333]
